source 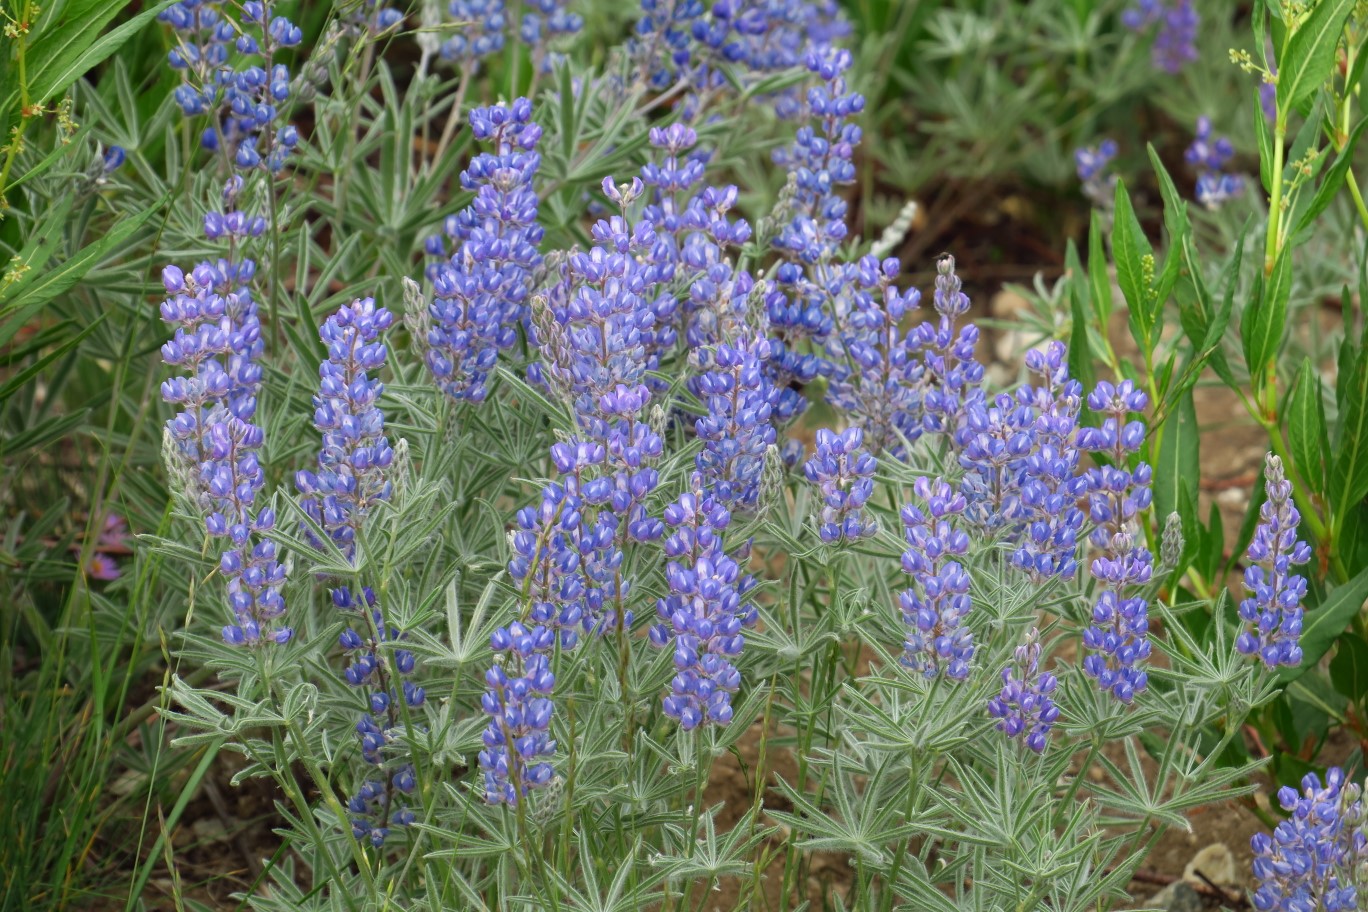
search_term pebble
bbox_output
[1183,842,1236,887]
[1143,881,1202,912]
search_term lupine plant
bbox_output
[7,0,1368,908]
[120,3,1315,909]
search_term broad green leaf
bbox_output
[1295,117,1368,237]
[1278,563,1368,686]
[1333,324,1368,519]
[1112,178,1160,356]
[1241,247,1291,386]
[1147,143,1190,248]
[1088,212,1112,329]
[1276,0,1355,112]
[1254,88,1275,194]
[1288,357,1330,496]
[1064,238,1095,393]
[1330,633,1368,706]
[1200,500,1225,581]
[1154,388,1199,525]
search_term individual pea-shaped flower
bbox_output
[1236,454,1312,668]
[803,427,878,543]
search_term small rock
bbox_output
[1216,488,1247,510]
[989,289,1030,319]
[1184,842,1236,887]
[1142,881,1202,912]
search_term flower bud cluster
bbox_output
[424,99,544,404]
[160,0,302,172]
[987,630,1059,752]
[334,586,425,846]
[648,478,759,730]
[1076,380,1153,703]
[295,299,396,561]
[1236,454,1312,668]
[898,477,974,680]
[1251,768,1367,912]
[803,427,878,543]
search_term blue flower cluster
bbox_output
[159,257,284,646]
[918,256,985,441]
[333,586,425,846]
[633,0,849,111]
[1186,116,1243,210]
[1121,0,1198,73]
[160,0,302,172]
[898,477,974,680]
[1251,768,1367,912]
[823,256,923,458]
[295,299,395,561]
[803,427,877,543]
[648,478,759,730]
[439,0,581,71]
[638,124,753,351]
[1075,139,1117,210]
[987,630,1060,752]
[1236,454,1312,668]
[424,99,544,405]
[1076,380,1153,704]
[479,622,558,805]
[772,46,862,266]
[1009,343,1085,581]
[694,336,780,512]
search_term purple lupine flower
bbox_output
[918,255,985,442]
[803,427,878,543]
[824,255,924,458]
[639,124,753,352]
[898,477,974,680]
[1122,0,1197,73]
[1236,454,1312,667]
[987,630,1060,752]
[1186,117,1243,210]
[1250,768,1367,911]
[1011,342,1085,581]
[772,45,862,266]
[1152,0,1198,73]
[958,392,1035,532]
[102,146,126,173]
[479,621,558,805]
[335,586,425,845]
[295,298,395,561]
[1075,139,1118,210]
[509,477,592,649]
[648,477,759,730]
[161,0,302,172]
[694,335,780,511]
[1076,380,1153,703]
[632,0,705,89]
[424,98,544,405]
[354,1,404,33]
[532,224,663,425]
[204,420,289,646]
[519,0,584,59]
[440,1,508,67]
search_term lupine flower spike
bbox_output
[987,629,1060,752]
[898,477,974,680]
[1250,767,1367,911]
[648,476,759,729]
[1185,116,1243,210]
[1236,453,1311,668]
[1076,380,1153,703]
[803,427,878,543]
